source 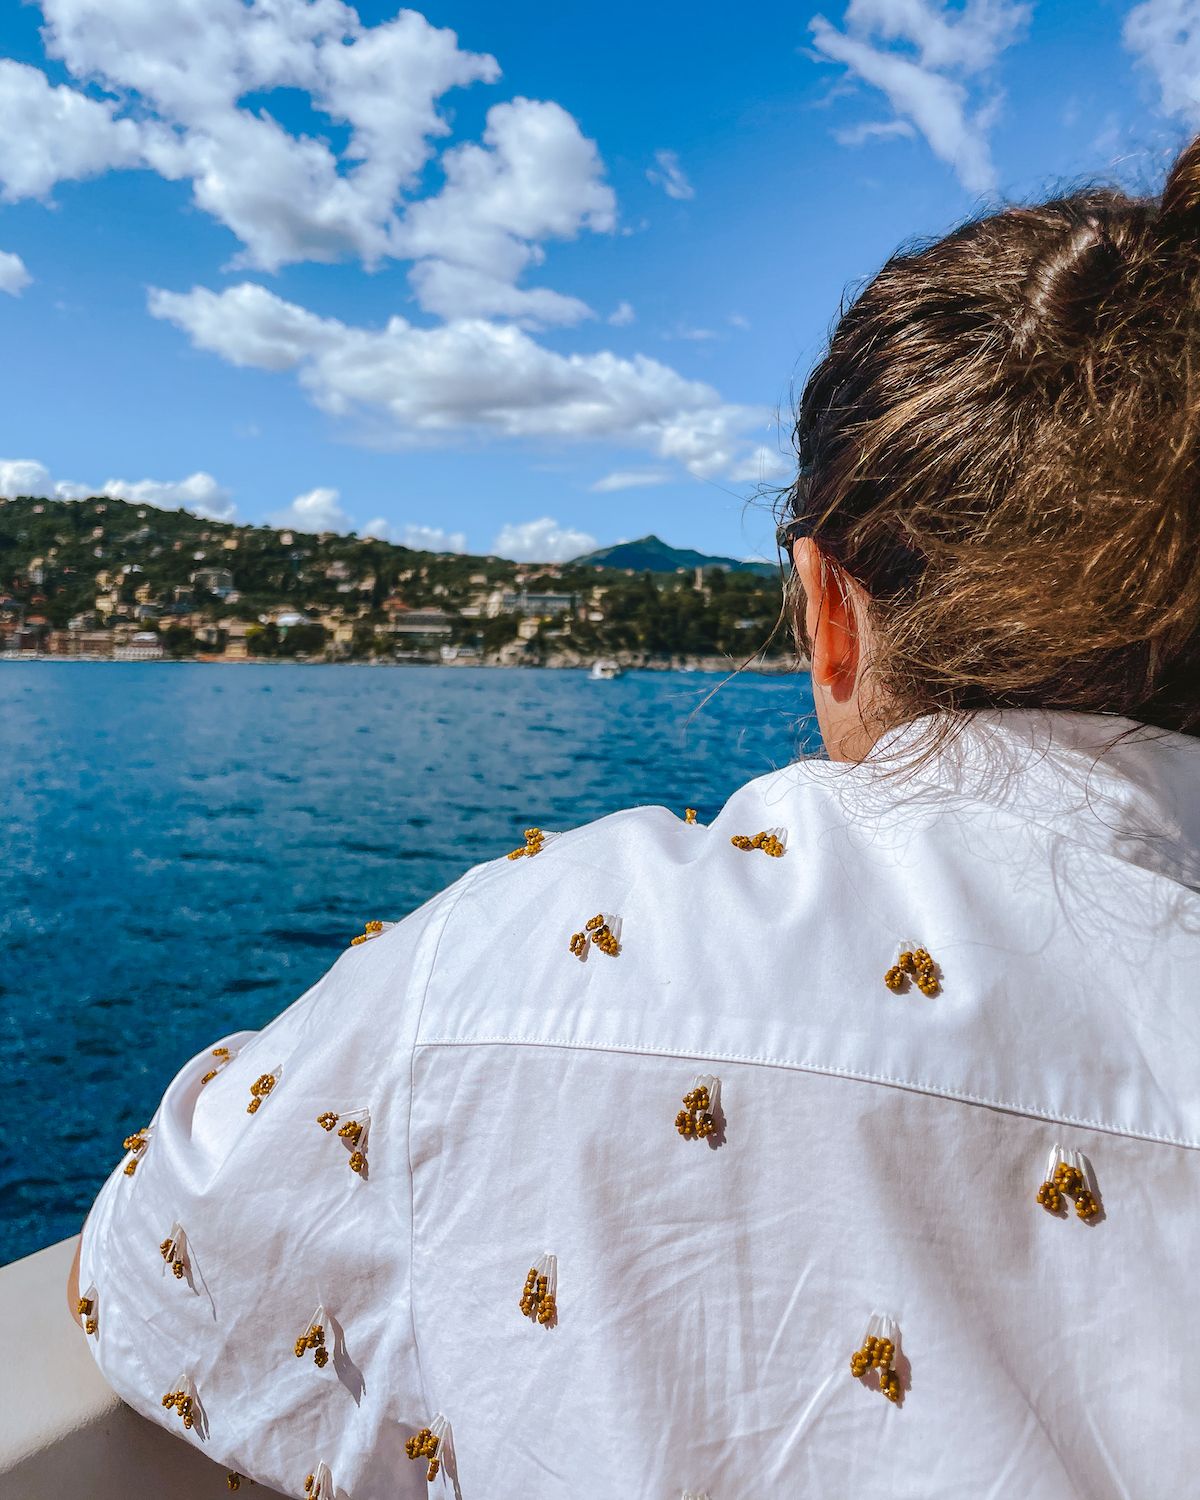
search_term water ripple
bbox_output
[0,662,814,1262]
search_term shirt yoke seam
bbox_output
[414,1033,1199,1151]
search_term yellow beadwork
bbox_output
[849,1331,899,1400]
[201,1046,233,1086]
[519,1259,558,1326]
[507,826,547,859]
[350,919,385,946]
[316,1111,338,1131]
[590,922,619,956]
[159,1237,185,1279]
[122,1128,150,1174]
[348,1150,366,1174]
[569,915,620,958]
[684,808,697,824]
[226,1475,242,1491]
[161,1389,195,1429]
[730,830,785,857]
[246,1073,276,1114]
[77,1296,92,1317]
[884,946,940,996]
[337,1120,363,1146]
[1038,1149,1099,1223]
[676,1083,716,1140]
[295,1321,327,1366]
[405,1427,442,1483]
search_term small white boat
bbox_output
[589,658,622,680]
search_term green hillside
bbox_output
[0,493,795,668]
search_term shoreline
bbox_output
[0,654,808,675]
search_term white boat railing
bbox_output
[0,1237,249,1499]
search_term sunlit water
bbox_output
[0,662,816,1263]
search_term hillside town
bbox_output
[0,494,794,670]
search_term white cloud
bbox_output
[590,469,671,492]
[147,281,768,480]
[0,459,54,495]
[96,471,237,520]
[0,248,30,295]
[399,97,614,318]
[0,457,237,518]
[810,0,1030,193]
[407,259,592,327]
[492,516,597,562]
[268,485,350,533]
[1124,0,1200,123]
[0,58,143,201]
[646,148,694,200]
[23,1,500,270]
[608,300,635,326]
[364,517,467,551]
[3,0,615,326]
[833,117,917,146]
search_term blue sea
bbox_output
[0,662,816,1265]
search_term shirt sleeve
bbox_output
[77,872,476,1498]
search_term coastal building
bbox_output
[391,607,453,646]
[190,566,234,599]
[113,631,164,661]
[224,624,250,660]
[47,629,114,658]
[485,589,577,618]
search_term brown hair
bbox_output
[786,133,1200,739]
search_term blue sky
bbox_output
[0,0,1197,561]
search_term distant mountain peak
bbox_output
[571,534,774,576]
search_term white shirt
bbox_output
[80,711,1200,1499]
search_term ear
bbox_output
[793,538,861,702]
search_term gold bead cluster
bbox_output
[405,1427,442,1483]
[350,920,384,947]
[675,1079,718,1141]
[884,946,940,997]
[849,1333,900,1402]
[316,1111,368,1173]
[246,1073,276,1115]
[519,1255,558,1326]
[849,1316,902,1403]
[159,1234,186,1280]
[730,830,785,857]
[684,808,697,824]
[77,1295,97,1336]
[1037,1148,1099,1222]
[507,826,547,860]
[569,912,620,958]
[294,1317,329,1369]
[303,1466,333,1500]
[122,1128,149,1176]
[200,1045,233,1086]
[226,1476,242,1491]
[161,1388,195,1429]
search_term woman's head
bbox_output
[785,133,1200,762]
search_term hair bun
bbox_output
[1156,135,1200,251]
[1010,207,1125,362]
